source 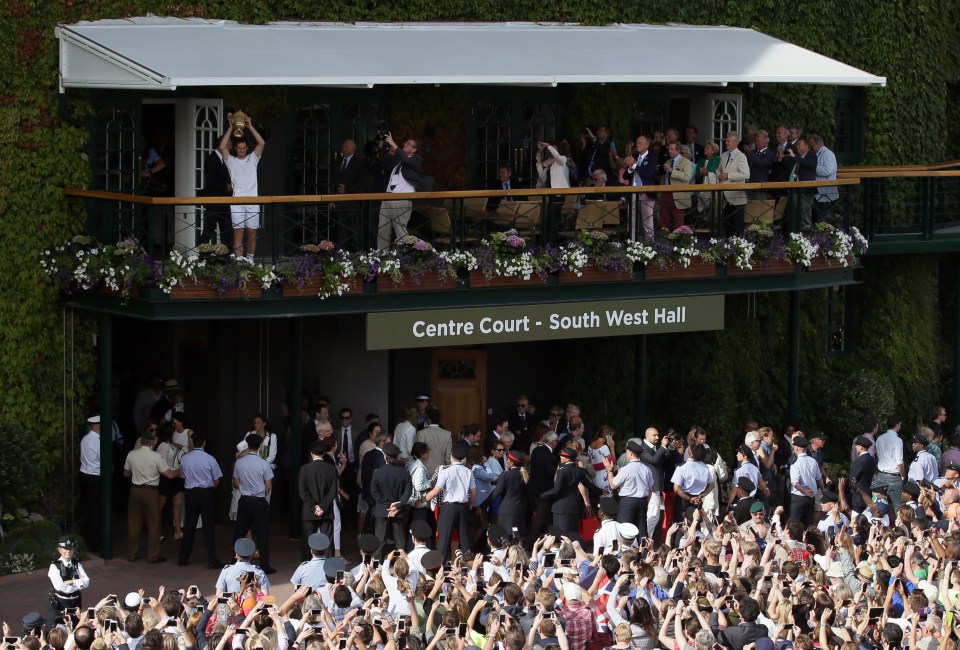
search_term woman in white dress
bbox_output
[392,407,418,459]
[587,428,617,493]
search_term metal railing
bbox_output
[65,179,863,264]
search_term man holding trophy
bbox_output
[218,111,265,262]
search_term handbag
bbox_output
[579,505,600,541]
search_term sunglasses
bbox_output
[495,448,504,452]
[341,416,352,420]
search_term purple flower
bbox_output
[413,240,429,251]
[506,235,524,247]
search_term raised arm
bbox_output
[245,115,265,157]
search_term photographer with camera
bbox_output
[375,132,425,250]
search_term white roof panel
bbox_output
[56,18,886,90]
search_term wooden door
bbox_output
[430,348,487,440]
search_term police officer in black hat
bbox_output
[47,536,89,629]
[291,533,331,591]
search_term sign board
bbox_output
[367,295,724,350]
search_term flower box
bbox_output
[727,259,796,276]
[558,268,634,284]
[99,285,141,299]
[468,270,547,288]
[807,258,850,271]
[643,257,716,281]
[282,277,363,297]
[376,273,458,292]
[169,279,262,300]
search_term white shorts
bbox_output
[231,205,260,229]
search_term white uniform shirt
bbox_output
[733,462,763,498]
[611,459,653,498]
[908,449,939,483]
[80,430,100,476]
[435,463,475,504]
[670,458,712,495]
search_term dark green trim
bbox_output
[864,237,960,255]
[63,267,859,321]
[98,313,113,560]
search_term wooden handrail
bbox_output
[838,170,960,178]
[839,160,960,173]
[63,178,860,205]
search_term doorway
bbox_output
[430,348,488,439]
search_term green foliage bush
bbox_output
[0,0,957,507]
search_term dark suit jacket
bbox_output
[683,141,705,163]
[298,458,338,522]
[201,151,232,198]
[488,176,526,209]
[360,448,386,506]
[848,452,878,508]
[732,497,760,525]
[640,442,672,492]
[794,151,818,192]
[623,153,658,198]
[541,462,602,515]
[370,462,412,518]
[508,412,535,442]
[747,147,774,184]
[716,622,769,650]
[493,467,528,518]
[334,155,365,194]
[379,148,426,191]
[528,444,558,499]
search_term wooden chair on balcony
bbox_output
[558,200,622,238]
[493,200,542,236]
[425,206,477,249]
[743,199,779,225]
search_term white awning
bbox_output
[56,18,887,91]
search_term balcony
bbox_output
[54,168,959,319]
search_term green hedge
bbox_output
[1,0,958,504]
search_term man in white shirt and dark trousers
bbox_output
[789,436,823,526]
[416,441,476,561]
[376,133,425,249]
[874,415,905,512]
[908,434,939,483]
[79,415,101,553]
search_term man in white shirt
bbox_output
[874,414,905,511]
[218,113,265,262]
[79,415,102,552]
[908,434,939,483]
[810,134,839,223]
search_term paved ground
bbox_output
[0,521,355,629]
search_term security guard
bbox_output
[350,533,382,580]
[319,556,347,606]
[233,433,275,574]
[215,538,270,596]
[605,439,654,539]
[407,520,433,574]
[46,536,89,629]
[291,533,330,591]
[417,442,476,561]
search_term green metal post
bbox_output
[634,334,647,435]
[97,313,113,559]
[954,264,960,422]
[288,318,304,539]
[787,291,801,423]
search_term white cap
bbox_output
[87,415,101,424]
[562,582,582,602]
[617,522,639,540]
[826,561,844,578]
[124,592,142,609]
[916,580,940,604]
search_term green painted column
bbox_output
[98,313,113,559]
[954,264,960,421]
[289,318,304,539]
[635,334,647,435]
[787,291,801,423]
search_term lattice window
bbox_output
[293,105,331,195]
[631,100,666,139]
[194,103,222,192]
[344,103,381,152]
[712,99,740,143]
[833,100,855,156]
[94,107,136,193]
[437,359,477,380]
[521,102,556,182]
[476,102,512,187]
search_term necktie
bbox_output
[340,157,348,173]
[343,428,350,458]
[503,181,508,190]
[728,152,734,164]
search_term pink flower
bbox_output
[318,240,335,251]
[413,240,430,251]
[506,235,524,247]
[673,226,693,235]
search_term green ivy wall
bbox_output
[1,1,957,511]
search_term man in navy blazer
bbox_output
[747,130,775,199]
[791,138,818,230]
[622,135,658,240]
